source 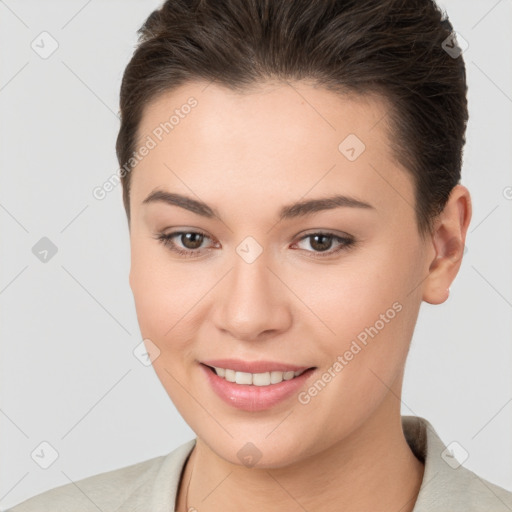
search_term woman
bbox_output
[9,0,512,511]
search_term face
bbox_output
[128,80,434,467]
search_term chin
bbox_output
[194,426,320,470]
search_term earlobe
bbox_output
[422,185,472,305]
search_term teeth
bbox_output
[212,367,307,386]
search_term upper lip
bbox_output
[201,359,314,374]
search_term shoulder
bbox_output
[402,415,512,511]
[6,456,165,512]
[434,463,512,511]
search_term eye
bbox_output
[292,231,355,258]
[154,230,217,258]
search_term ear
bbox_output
[422,184,472,305]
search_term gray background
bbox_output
[1,0,511,508]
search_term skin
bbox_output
[127,80,471,512]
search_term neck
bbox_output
[176,387,424,512]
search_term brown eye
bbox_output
[154,230,217,258]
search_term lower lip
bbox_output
[200,364,316,412]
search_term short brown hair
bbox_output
[116,0,468,237]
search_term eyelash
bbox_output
[153,230,356,259]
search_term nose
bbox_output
[212,250,292,342]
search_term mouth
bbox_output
[200,361,317,412]
[202,364,312,386]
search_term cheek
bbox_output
[294,243,419,383]
[293,247,411,334]
[129,240,198,342]
[337,251,420,381]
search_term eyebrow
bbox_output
[142,189,375,221]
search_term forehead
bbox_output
[136,80,392,151]
[130,80,413,221]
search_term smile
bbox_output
[208,366,308,386]
[200,362,317,412]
